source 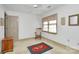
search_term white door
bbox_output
[6,15,18,40]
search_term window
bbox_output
[49,20,56,33]
[43,21,48,31]
[42,14,57,34]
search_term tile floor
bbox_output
[6,38,79,54]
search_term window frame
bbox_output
[42,14,57,34]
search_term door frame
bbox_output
[4,12,7,38]
[4,12,19,40]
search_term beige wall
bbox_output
[41,4,79,50]
[6,11,41,40]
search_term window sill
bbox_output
[42,31,57,34]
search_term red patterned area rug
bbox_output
[28,42,53,54]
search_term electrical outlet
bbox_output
[67,40,70,42]
[77,43,79,45]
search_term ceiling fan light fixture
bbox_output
[47,5,52,8]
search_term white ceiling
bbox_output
[3,4,64,15]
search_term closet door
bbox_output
[5,15,18,40]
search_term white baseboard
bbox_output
[42,37,79,51]
[19,37,35,40]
